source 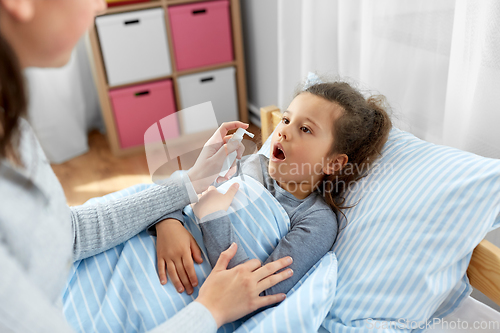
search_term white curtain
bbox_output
[277,0,338,109]
[25,33,102,164]
[277,0,500,159]
[443,0,500,158]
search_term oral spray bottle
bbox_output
[219,128,254,178]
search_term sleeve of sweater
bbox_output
[148,301,217,333]
[0,243,75,333]
[199,208,338,295]
[199,210,249,268]
[70,171,193,260]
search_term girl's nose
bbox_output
[278,127,290,140]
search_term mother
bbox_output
[0,0,292,332]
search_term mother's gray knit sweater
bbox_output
[0,120,216,333]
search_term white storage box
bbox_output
[96,8,172,87]
[177,67,238,134]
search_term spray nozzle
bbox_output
[219,128,254,178]
[233,128,255,140]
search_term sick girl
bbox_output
[155,79,392,297]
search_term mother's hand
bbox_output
[187,121,248,194]
[195,243,293,328]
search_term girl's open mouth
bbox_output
[272,143,286,161]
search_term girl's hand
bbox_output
[196,243,293,328]
[192,183,239,220]
[187,121,247,194]
[156,219,204,295]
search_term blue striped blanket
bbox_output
[62,175,338,333]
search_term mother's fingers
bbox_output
[213,243,238,272]
[208,139,240,166]
[198,186,216,198]
[240,258,263,272]
[207,122,248,146]
[236,141,245,159]
[223,183,239,199]
[223,135,245,159]
[257,268,293,293]
[216,121,249,137]
[254,293,287,310]
[254,256,293,281]
[208,121,249,144]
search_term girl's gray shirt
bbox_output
[0,119,216,333]
[198,154,338,295]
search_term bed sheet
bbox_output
[425,296,500,332]
[62,176,338,332]
[315,297,500,333]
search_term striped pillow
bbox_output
[259,127,500,332]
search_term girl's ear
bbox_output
[0,0,35,22]
[324,154,348,175]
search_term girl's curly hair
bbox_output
[299,81,392,219]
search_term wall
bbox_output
[240,0,278,126]
[25,35,102,164]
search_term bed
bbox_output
[261,104,500,332]
[62,104,500,333]
[260,104,500,306]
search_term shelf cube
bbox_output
[109,79,178,148]
[169,0,233,71]
[96,8,172,86]
[177,67,238,134]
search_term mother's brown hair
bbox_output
[0,30,27,166]
[301,81,392,217]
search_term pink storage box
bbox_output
[109,80,179,149]
[169,0,233,71]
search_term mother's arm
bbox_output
[71,121,248,261]
[70,172,193,261]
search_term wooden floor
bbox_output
[52,123,262,206]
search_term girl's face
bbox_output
[0,0,107,68]
[269,92,346,198]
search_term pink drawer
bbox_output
[169,0,233,71]
[109,80,179,148]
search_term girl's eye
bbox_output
[282,117,290,124]
[301,126,311,134]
